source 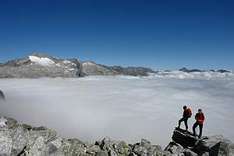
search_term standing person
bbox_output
[193,109,205,138]
[178,105,192,131]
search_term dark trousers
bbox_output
[178,117,188,130]
[193,122,203,138]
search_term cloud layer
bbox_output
[0,76,234,147]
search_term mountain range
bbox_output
[0,53,231,78]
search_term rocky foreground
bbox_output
[0,117,233,156]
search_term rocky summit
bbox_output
[0,116,233,156]
[0,53,83,78]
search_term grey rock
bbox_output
[164,142,184,155]
[62,138,87,156]
[82,61,117,76]
[116,141,130,155]
[0,54,82,78]
[4,117,18,129]
[0,90,5,100]
[171,128,234,156]
[10,126,29,155]
[86,145,101,155]
[133,139,163,156]
[172,128,198,148]
[26,136,47,156]
[194,135,234,156]
[0,129,12,156]
[96,151,109,156]
[228,144,234,156]
[183,149,197,156]
[0,54,155,78]
[0,116,233,156]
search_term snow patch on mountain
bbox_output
[63,60,71,64]
[29,55,55,66]
[82,61,96,66]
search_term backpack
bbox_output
[187,108,192,118]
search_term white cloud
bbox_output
[0,76,234,147]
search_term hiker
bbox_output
[178,105,192,131]
[193,109,205,138]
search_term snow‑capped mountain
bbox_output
[0,53,83,78]
[0,53,155,78]
[0,53,233,79]
[29,55,55,66]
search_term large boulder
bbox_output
[172,128,198,148]
[193,135,234,156]
[164,142,198,156]
[171,128,234,156]
[132,139,163,156]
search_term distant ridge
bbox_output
[0,53,232,78]
[0,53,155,78]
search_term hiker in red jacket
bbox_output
[193,109,205,138]
[178,105,192,131]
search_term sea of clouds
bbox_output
[0,75,234,147]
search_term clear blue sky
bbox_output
[0,0,233,69]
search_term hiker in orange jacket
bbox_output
[193,109,205,138]
[178,105,192,131]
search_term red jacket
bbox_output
[195,113,205,124]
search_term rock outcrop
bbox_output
[164,128,234,156]
[0,90,5,100]
[0,116,164,156]
[81,61,118,76]
[0,117,233,156]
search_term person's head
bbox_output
[183,105,187,110]
[198,109,202,113]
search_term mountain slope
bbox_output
[0,53,232,78]
[0,54,82,78]
[0,54,155,78]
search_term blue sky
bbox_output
[0,0,233,69]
